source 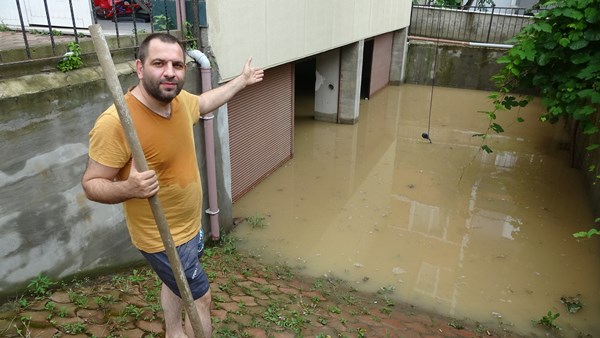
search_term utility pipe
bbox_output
[89,25,205,338]
[408,35,513,49]
[187,49,221,241]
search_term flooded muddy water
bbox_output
[231,84,600,337]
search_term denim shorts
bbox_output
[140,232,210,300]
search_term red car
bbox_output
[93,0,151,22]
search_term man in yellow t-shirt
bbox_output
[81,33,263,338]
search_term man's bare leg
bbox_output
[161,284,187,338]
[184,289,212,338]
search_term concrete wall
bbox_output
[0,61,233,300]
[206,0,412,80]
[404,41,507,91]
[410,6,533,44]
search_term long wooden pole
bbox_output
[89,24,205,338]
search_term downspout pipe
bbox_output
[408,35,513,49]
[187,49,220,240]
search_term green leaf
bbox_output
[496,55,512,64]
[491,123,505,133]
[482,145,493,154]
[517,117,525,123]
[583,124,599,135]
[583,29,600,40]
[570,39,589,50]
[578,89,600,103]
[586,143,600,151]
[570,53,591,64]
[559,37,571,47]
[584,7,599,23]
[561,8,584,20]
[537,53,551,66]
[534,22,553,33]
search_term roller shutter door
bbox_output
[370,32,393,97]
[228,64,294,202]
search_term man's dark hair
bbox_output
[138,33,185,64]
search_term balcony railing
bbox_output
[0,0,206,66]
[409,4,540,45]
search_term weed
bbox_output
[328,305,341,314]
[532,311,560,330]
[357,327,367,338]
[57,306,68,318]
[121,304,144,320]
[61,321,86,334]
[448,320,465,329]
[57,42,83,72]
[206,271,217,280]
[263,306,308,334]
[221,235,238,255]
[27,273,56,297]
[68,290,88,307]
[184,21,198,50]
[44,301,56,312]
[18,298,28,308]
[318,317,328,325]
[379,307,392,315]
[144,288,159,303]
[128,269,146,284]
[0,21,10,32]
[377,285,396,295]
[93,296,106,308]
[246,212,267,228]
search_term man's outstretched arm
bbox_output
[197,57,264,115]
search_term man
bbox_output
[82,33,264,337]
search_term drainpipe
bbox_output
[408,35,513,49]
[187,49,220,240]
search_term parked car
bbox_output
[93,0,152,22]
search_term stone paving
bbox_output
[0,240,519,338]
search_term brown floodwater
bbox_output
[232,84,600,337]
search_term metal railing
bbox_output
[409,4,540,44]
[0,0,207,65]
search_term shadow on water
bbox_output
[232,84,600,337]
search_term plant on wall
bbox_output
[57,42,83,72]
[476,0,600,236]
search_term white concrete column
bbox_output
[390,28,409,85]
[338,40,364,125]
[314,49,340,123]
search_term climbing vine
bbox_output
[477,0,600,236]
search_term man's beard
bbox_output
[142,76,184,103]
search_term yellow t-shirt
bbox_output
[89,90,202,253]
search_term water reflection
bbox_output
[232,84,600,337]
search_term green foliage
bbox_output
[0,21,9,32]
[185,21,198,50]
[532,310,561,329]
[153,14,175,31]
[477,0,600,235]
[478,0,600,151]
[27,273,56,297]
[57,42,83,72]
[573,218,600,237]
[61,321,86,334]
[246,212,267,228]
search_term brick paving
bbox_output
[0,242,520,338]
